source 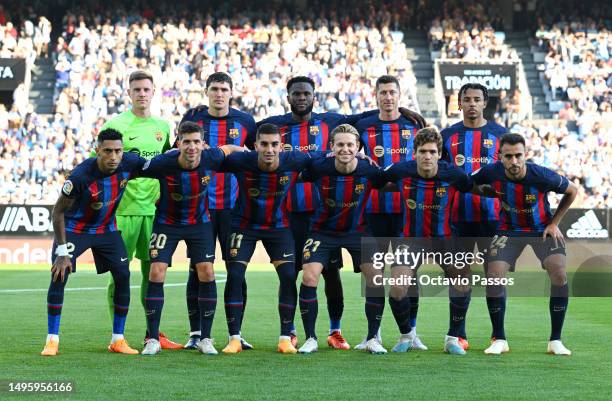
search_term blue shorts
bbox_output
[150,223,215,265]
[52,231,129,274]
[303,231,375,273]
[488,233,566,268]
[227,226,294,263]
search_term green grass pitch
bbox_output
[1,264,611,401]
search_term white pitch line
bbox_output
[0,277,226,294]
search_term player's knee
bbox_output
[389,285,408,301]
[486,262,508,278]
[302,266,321,287]
[112,267,130,287]
[149,263,167,282]
[196,262,215,282]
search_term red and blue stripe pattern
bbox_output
[65,171,131,234]
[360,119,417,214]
[494,181,550,233]
[156,171,211,225]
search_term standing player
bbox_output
[101,70,182,349]
[354,75,425,350]
[260,76,425,348]
[441,83,506,347]
[180,72,256,349]
[139,122,244,356]
[41,129,145,356]
[376,127,484,355]
[471,133,577,355]
[219,123,320,354]
[296,124,382,353]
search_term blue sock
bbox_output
[550,284,569,341]
[47,273,69,335]
[277,262,297,336]
[299,284,318,339]
[145,281,164,340]
[365,296,385,340]
[224,262,246,336]
[198,280,217,339]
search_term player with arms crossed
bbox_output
[101,70,181,349]
[42,129,146,356]
[180,72,256,349]
[471,133,577,355]
[355,74,424,350]
[377,127,490,355]
[220,123,325,354]
[296,124,383,353]
[139,122,244,356]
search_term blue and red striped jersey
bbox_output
[356,115,418,214]
[62,153,145,234]
[382,161,473,238]
[220,150,315,230]
[471,162,569,235]
[140,149,226,226]
[302,158,383,234]
[441,121,506,223]
[180,107,256,210]
[258,111,374,213]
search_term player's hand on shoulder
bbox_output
[189,105,208,116]
[399,107,427,128]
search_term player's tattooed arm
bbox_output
[220,144,248,156]
[470,184,499,197]
[51,194,75,282]
[544,181,578,247]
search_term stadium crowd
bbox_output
[0,1,610,207]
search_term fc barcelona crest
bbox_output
[120,179,128,188]
[436,187,446,197]
[201,176,211,185]
[303,251,311,260]
[229,128,240,139]
[354,184,365,194]
[483,139,494,148]
[171,193,184,201]
[309,126,320,135]
[155,132,163,142]
[230,248,238,257]
[279,176,290,185]
[150,249,159,258]
[401,129,411,139]
[525,194,536,203]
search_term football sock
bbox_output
[186,266,199,333]
[486,284,506,340]
[140,260,151,337]
[240,278,248,327]
[111,267,130,336]
[549,284,569,341]
[389,295,412,335]
[144,281,164,341]
[322,267,343,332]
[365,295,385,340]
[276,262,297,336]
[224,262,246,336]
[408,282,419,329]
[198,280,217,339]
[47,272,69,336]
[299,284,318,339]
[448,288,471,338]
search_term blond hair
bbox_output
[330,124,360,145]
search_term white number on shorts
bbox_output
[230,233,244,249]
[303,238,321,253]
[66,242,75,256]
[149,233,167,250]
[490,235,508,250]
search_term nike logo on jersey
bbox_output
[90,191,102,197]
[121,257,128,262]
[168,182,181,186]
[330,259,339,264]
[204,311,215,317]
[283,253,293,257]
[246,177,258,181]
[322,186,336,190]
[129,136,139,141]
[451,142,463,147]
[206,254,214,258]
[369,133,380,138]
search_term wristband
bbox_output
[55,244,69,257]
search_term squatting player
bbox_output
[355,74,424,350]
[180,72,256,350]
[42,129,146,356]
[139,122,244,356]
[219,123,322,355]
[296,124,383,354]
[472,133,577,355]
[101,70,181,349]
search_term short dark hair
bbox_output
[206,72,233,90]
[286,76,315,93]
[177,121,203,140]
[458,83,489,103]
[375,75,400,92]
[97,128,123,143]
[128,70,154,84]
[499,133,525,149]
[414,126,442,153]
[256,123,281,141]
